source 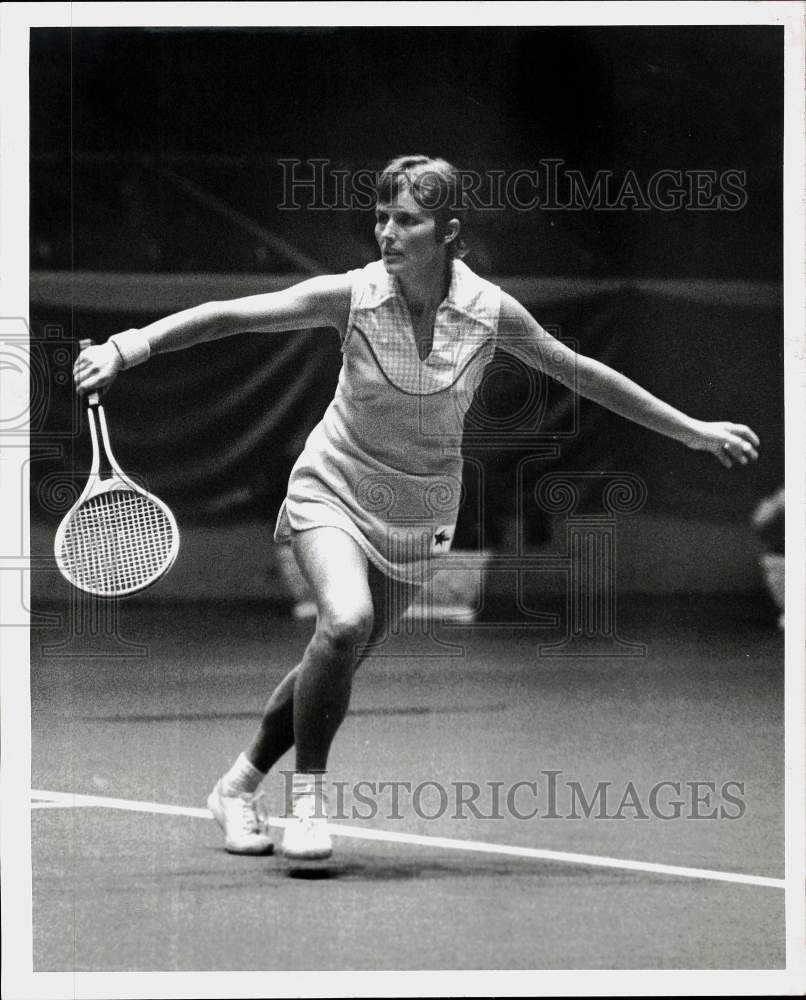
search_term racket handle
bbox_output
[78,338,100,407]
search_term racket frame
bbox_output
[54,361,180,597]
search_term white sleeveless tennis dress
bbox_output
[274,258,502,581]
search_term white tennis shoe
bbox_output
[281,792,333,860]
[207,779,274,855]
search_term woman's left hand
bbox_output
[688,420,761,468]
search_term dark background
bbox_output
[31,26,782,278]
[29,25,783,551]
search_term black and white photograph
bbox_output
[1,2,804,996]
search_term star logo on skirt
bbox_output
[431,526,454,554]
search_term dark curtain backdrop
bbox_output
[29,274,781,544]
[29,24,783,545]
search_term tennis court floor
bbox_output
[30,597,785,971]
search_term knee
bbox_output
[317,605,374,655]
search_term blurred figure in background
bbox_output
[752,485,785,629]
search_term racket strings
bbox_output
[60,490,176,594]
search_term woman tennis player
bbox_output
[73,155,760,860]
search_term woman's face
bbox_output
[374,185,444,278]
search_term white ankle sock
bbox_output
[221,752,265,795]
[293,771,328,817]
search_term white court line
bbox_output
[32,789,211,819]
[31,788,784,890]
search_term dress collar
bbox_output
[385,257,465,314]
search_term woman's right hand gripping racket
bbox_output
[55,339,180,597]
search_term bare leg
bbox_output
[245,665,299,774]
[214,531,419,855]
[245,532,420,774]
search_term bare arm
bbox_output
[73,273,352,394]
[499,293,760,468]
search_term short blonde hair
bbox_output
[375,155,468,258]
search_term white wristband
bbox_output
[108,329,151,369]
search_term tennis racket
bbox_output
[54,339,180,597]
